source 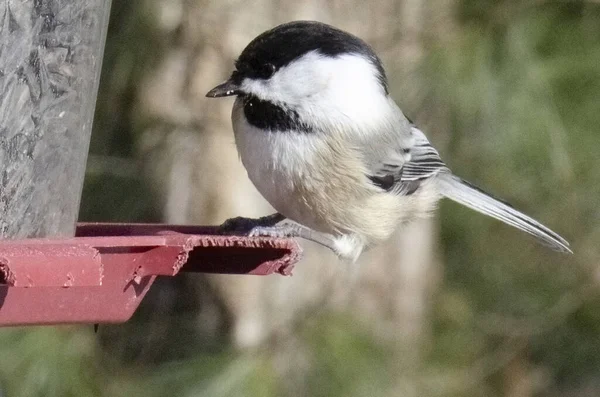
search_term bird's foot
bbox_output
[248,223,305,239]
[249,223,350,260]
[220,215,363,262]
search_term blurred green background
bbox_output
[1,0,599,396]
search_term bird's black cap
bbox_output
[233,21,388,93]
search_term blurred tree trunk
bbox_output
[136,0,454,393]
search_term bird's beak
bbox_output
[206,79,240,98]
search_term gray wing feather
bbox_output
[366,117,571,253]
[369,125,447,195]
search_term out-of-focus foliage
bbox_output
[82,0,164,223]
[431,3,600,395]
[0,1,598,396]
[0,327,102,397]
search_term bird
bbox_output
[206,20,571,262]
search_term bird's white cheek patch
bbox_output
[273,66,328,103]
[240,79,270,101]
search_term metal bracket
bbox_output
[0,223,301,326]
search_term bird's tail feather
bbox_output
[436,173,571,253]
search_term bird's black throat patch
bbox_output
[243,95,313,133]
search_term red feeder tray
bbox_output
[0,223,301,326]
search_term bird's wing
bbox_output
[365,110,571,253]
[368,125,448,195]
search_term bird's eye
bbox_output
[257,63,276,79]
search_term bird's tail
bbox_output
[435,173,571,253]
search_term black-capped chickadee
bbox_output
[207,20,571,261]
